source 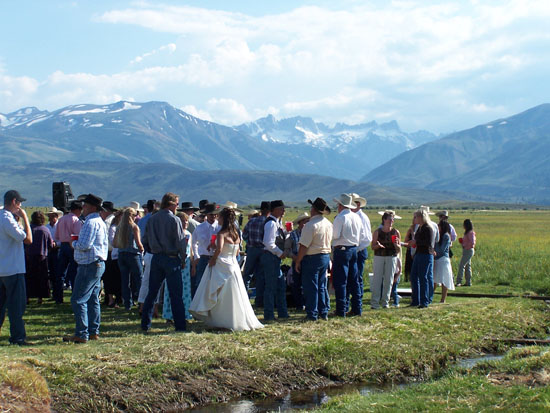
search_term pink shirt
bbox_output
[461,231,476,250]
[56,213,83,243]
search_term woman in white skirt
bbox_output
[433,221,454,303]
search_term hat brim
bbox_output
[377,211,402,219]
[307,199,331,214]
[353,197,367,208]
[333,198,356,209]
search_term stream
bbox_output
[186,354,504,412]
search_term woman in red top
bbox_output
[456,219,476,286]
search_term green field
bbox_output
[1,209,550,411]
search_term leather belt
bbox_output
[333,245,357,250]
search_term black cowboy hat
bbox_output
[179,201,200,212]
[102,201,118,213]
[200,203,220,215]
[270,200,285,211]
[69,200,83,211]
[199,199,210,210]
[308,197,331,214]
[82,193,105,211]
[260,201,271,211]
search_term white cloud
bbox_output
[180,104,212,121]
[205,98,251,125]
[130,43,177,65]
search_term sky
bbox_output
[1,0,549,133]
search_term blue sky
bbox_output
[1,0,549,133]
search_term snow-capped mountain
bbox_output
[0,100,436,179]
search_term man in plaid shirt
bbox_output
[242,201,270,307]
[64,194,108,343]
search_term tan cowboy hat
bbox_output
[293,212,310,225]
[377,210,402,219]
[420,205,435,215]
[333,193,355,209]
[128,201,144,212]
[46,206,63,217]
[247,209,259,217]
[219,201,242,214]
[436,210,450,218]
[350,193,367,208]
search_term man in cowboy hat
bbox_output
[55,200,83,303]
[285,212,310,310]
[100,201,118,225]
[331,193,362,317]
[295,198,332,321]
[45,207,63,293]
[191,202,220,298]
[178,202,200,234]
[0,190,33,345]
[64,194,108,343]
[350,193,372,315]
[141,192,187,333]
[435,210,457,242]
[242,201,270,307]
[260,200,289,321]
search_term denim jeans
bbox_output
[192,255,210,299]
[261,252,288,320]
[290,262,304,310]
[141,254,186,331]
[410,253,433,307]
[71,261,105,340]
[118,251,143,310]
[55,243,78,303]
[391,275,400,306]
[0,274,27,344]
[356,247,368,298]
[301,253,330,320]
[332,246,359,316]
[243,246,265,306]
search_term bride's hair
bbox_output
[219,208,239,241]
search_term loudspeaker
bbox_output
[52,182,74,211]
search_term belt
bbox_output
[333,245,357,250]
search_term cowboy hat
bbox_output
[247,209,259,217]
[270,200,285,210]
[420,205,435,215]
[200,203,220,215]
[46,206,63,216]
[102,201,118,213]
[333,193,355,209]
[219,201,243,213]
[377,210,402,219]
[179,201,200,212]
[82,193,105,211]
[435,210,450,218]
[308,198,331,214]
[293,212,310,225]
[350,193,367,208]
[128,201,144,212]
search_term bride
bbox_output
[189,208,264,331]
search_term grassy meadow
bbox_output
[1,208,550,411]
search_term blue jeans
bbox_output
[352,248,368,309]
[391,275,400,306]
[301,254,330,320]
[118,251,143,309]
[261,252,288,320]
[332,246,359,316]
[142,254,186,331]
[290,262,304,310]
[192,255,211,299]
[55,242,78,303]
[0,274,27,344]
[410,253,433,307]
[243,246,265,306]
[71,261,105,340]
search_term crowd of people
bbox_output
[0,189,476,345]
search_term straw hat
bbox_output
[293,212,310,225]
[247,209,259,217]
[377,210,402,219]
[46,206,63,217]
[128,201,144,212]
[333,193,355,209]
[420,205,435,215]
[350,193,367,208]
[219,201,242,213]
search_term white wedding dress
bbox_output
[190,243,264,331]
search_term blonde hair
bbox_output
[114,207,136,249]
[414,209,431,225]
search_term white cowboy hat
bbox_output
[377,210,402,219]
[293,212,310,225]
[219,201,242,214]
[128,201,144,212]
[350,193,367,208]
[420,205,435,215]
[333,193,356,209]
[46,206,63,216]
[435,210,450,218]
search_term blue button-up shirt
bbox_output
[0,209,27,276]
[73,212,108,264]
[242,215,267,248]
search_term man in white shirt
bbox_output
[0,190,32,345]
[191,203,220,298]
[260,200,289,321]
[295,198,332,321]
[331,193,362,317]
[350,193,372,314]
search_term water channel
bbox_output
[186,354,505,412]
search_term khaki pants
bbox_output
[457,248,475,285]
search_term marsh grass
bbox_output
[1,210,550,411]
